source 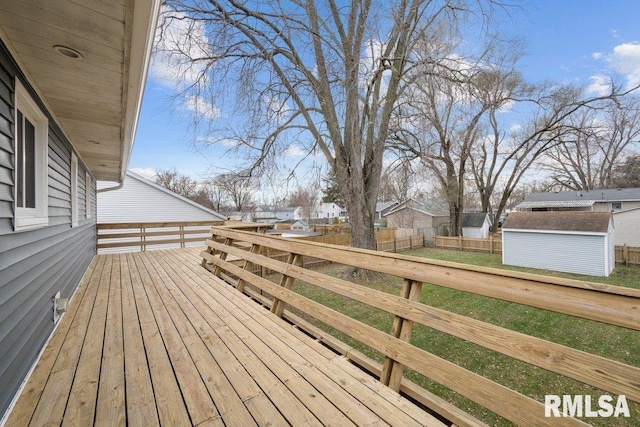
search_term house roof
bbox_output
[384,198,449,217]
[375,201,398,213]
[502,211,612,233]
[462,212,489,228]
[0,0,161,182]
[517,188,640,210]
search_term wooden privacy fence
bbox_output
[96,221,266,253]
[301,230,424,253]
[435,235,502,253]
[616,244,640,266]
[200,226,640,427]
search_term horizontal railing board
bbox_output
[206,228,640,330]
[97,237,207,249]
[97,221,225,229]
[204,240,640,402]
[201,251,588,427]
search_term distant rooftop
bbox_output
[516,188,640,210]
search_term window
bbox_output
[612,202,622,211]
[85,171,91,219]
[14,81,48,230]
[71,153,78,227]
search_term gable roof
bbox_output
[517,188,640,210]
[384,198,449,217]
[502,211,612,233]
[462,212,489,228]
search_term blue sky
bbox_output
[128,1,640,183]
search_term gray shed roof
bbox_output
[502,211,612,233]
[462,213,489,228]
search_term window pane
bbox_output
[16,111,23,207]
[24,117,36,208]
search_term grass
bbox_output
[286,248,640,426]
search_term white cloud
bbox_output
[587,74,612,96]
[592,52,603,60]
[283,145,305,157]
[130,167,156,180]
[608,42,640,88]
[184,95,220,119]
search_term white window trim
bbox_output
[85,171,91,219]
[14,80,48,231]
[71,153,78,227]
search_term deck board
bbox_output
[7,247,447,427]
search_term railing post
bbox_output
[179,225,185,248]
[141,226,145,252]
[271,253,302,317]
[237,243,262,293]
[380,278,423,392]
[212,237,233,277]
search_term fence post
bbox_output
[380,278,423,392]
[489,235,494,254]
[623,244,629,266]
[459,235,463,250]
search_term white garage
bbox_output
[502,211,615,277]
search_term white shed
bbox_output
[462,212,492,238]
[502,211,615,277]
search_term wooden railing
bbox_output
[96,221,264,252]
[435,235,502,253]
[201,226,640,427]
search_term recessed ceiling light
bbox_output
[53,45,83,60]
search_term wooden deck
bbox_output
[6,247,446,426]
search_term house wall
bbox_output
[0,45,96,418]
[593,201,640,212]
[613,208,640,246]
[386,209,434,229]
[502,230,610,277]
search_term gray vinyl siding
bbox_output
[503,231,606,276]
[0,43,97,418]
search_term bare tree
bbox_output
[288,186,319,220]
[542,95,640,191]
[214,173,255,211]
[379,159,418,202]
[158,0,503,252]
[613,154,640,187]
[155,168,199,199]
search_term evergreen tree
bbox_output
[322,170,343,205]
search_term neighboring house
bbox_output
[0,1,160,420]
[502,211,615,277]
[384,199,449,240]
[612,206,640,247]
[516,188,640,212]
[294,202,344,221]
[97,170,227,223]
[516,188,640,246]
[249,206,296,223]
[461,212,492,238]
[375,201,398,222]
[291,220,310,231]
